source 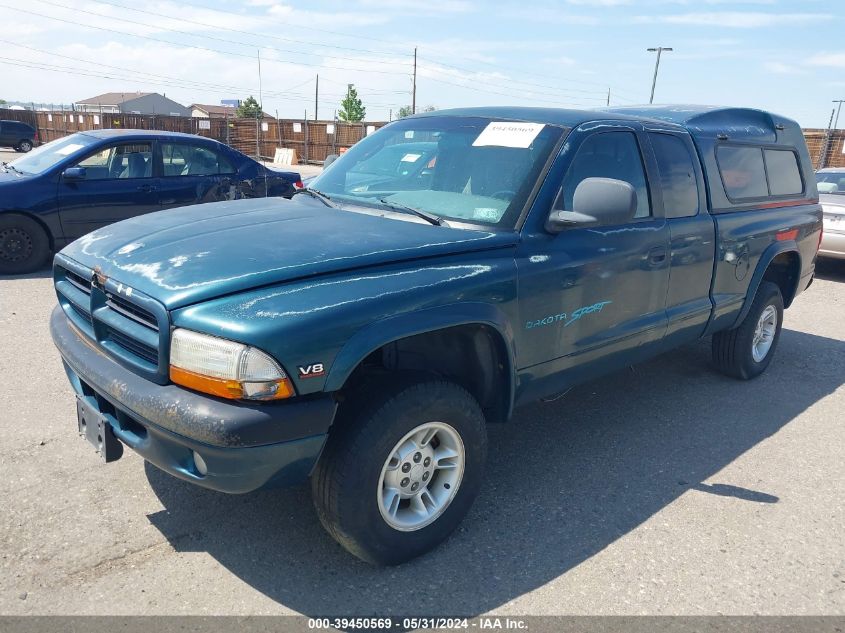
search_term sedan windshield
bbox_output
[8,133,99,175]
[310,116,565,227]
[816,171,845,194]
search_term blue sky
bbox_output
[1,0,842,127]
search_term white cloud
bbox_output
[808,52,845,68]
[565,0,631,5]
[634,11,832,28]
[763,61,805,75]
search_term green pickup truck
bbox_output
[51,106,822,564]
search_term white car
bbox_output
[816,168,845,259]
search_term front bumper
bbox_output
[50,306,337,493]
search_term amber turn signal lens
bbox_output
[170,365,294,401]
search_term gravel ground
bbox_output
[0,251,843,616]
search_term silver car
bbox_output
[816,168,845,259]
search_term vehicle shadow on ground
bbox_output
[815,259,845,282]
[145,328,845,616]
[0,266,52,280]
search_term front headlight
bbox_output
[169,328,294,401]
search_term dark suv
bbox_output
[0,120,37,152]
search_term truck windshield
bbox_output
[310,116,565,228]
[9,133,99,175]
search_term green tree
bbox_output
[0,99,6,105]
[397,104,435,119]
[236,96,262,119]
[339,85,366,122]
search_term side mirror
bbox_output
[323,154,339,168]
[546,177,637,233]
[62,167,87,181]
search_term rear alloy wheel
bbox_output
[712,281,784,379]
[17,140,33,153]
[0,215,51,274]
[312,380,487,565]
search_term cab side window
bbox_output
[558,132,651,219]
[649,133,699,218]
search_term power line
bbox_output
[174,0,406,47]
[86,0,408,60]
[0,4,413,77]
[0,38,313,99]
[422,75,606,107]
[418,56,619,99]
[175,0,640,99]
[33,0,412,70]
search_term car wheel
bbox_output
[0,214,51,274]
[311,379,487,565]
[712,281,784,380]
[18,140,33,153]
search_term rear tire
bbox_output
[17,140,33,153]
[311,379,487,565]
[0,214,51,275]
[712,281,784,380]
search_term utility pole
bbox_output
[412,47,417,115]
[607,87,610,107]
[314,74,319,121]
[257,49,264,114]
[647,47,673,104]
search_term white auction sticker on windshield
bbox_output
[472,122,545,148]
[401,153,421,162]
[56,144,85,156]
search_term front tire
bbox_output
[17,140,33,153]
[0,214,51,275]
[712,281,784,379]
[311,380,487,565]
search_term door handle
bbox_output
[136,184,157,192]
[648,246,667,265]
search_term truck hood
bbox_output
[60,196,517,309]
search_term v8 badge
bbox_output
[298,363,325,379]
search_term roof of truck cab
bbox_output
[413,105,799,140]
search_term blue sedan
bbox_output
[0,129,302,274]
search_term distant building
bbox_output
[191,103,274,119]
[190,103,238,119]
[73,92,190,117]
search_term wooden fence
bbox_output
[0,108,387,163]
[4,108,845,168]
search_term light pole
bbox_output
[647,47,673,104]
[833,99,845,130]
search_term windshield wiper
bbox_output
[377,198,443,226]
[2,162,22,175]
[292,187,335,207]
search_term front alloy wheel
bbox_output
[378,421,465,531]
[312,379,487,565]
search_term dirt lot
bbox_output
[1,254,844,616]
